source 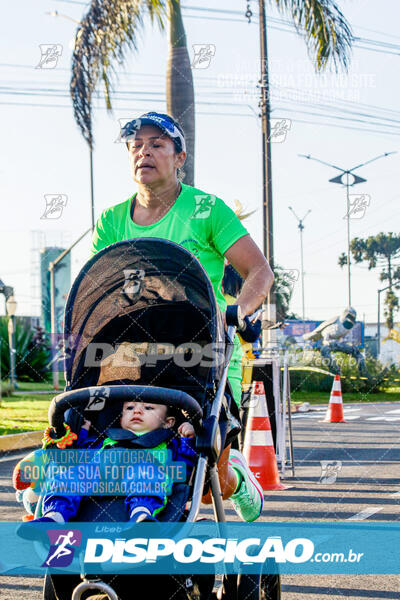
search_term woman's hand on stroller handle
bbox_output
[225,305,262,342]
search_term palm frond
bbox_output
[270,0,353,71]
[70,0,167,148]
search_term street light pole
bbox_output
[49,229,91,390]
[345,172,351,306]
[288,207,311,321]
[299,151,396,307]
[5,296,18,391]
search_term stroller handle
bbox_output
[48,385,203,436]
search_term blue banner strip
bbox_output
[1,522,399,575]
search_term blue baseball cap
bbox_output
[120,112,186,153]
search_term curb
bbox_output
[0,431,43,453]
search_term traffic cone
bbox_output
[243,381,287,490]
[323,375,346,423]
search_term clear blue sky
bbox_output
[1,0,399,324]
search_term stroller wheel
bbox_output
[237,574,282,600]
[261,575,281,600]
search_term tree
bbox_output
[71,0,196,184]
[70,0,352,187]
[0,318,51,382]
[339,233,400,328]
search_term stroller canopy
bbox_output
[64,239,225,404]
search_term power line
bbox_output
[2,83,400,135]
[52,1,400,57]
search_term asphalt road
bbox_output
[0,401,399,599]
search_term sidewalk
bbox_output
[0,431,43,453]
[12,390,57,395]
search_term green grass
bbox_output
[0,394,53,435]
[0,387,399,436]
[291,387,400,405]
[2,379,66,392]
[16,381,57,391]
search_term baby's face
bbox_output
[120,402,171,434]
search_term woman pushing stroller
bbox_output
[90,111,274,522]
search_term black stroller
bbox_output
[39,239,281,600]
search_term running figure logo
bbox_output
[42,529,82,567]
[191,44,216,69]
[318,461,342,484]
[122,269,145,300]
[36,44,63,69]
[269,119,291,143]
[85,387,110,411]
[345,194,371,220]
[192,195,216,219]
[41,194,68,220]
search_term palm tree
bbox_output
[71,0,196,184]
[70,0,352,187]
[166,0,195,185]
[273,0,353,71]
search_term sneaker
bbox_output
[229,449,263,522]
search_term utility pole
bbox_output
[259,0,274,269]
[299,152,396,307]
[258,0,275,347]
[288,207,311,321]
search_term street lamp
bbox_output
[299,152,396,307]
[6,296,17,391]
[49,229,91,390]
[288,207,311,321]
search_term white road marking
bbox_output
[347,507,384,521]
[344,416,360,420]
[385,409,400,414]
[366,417,400,422]
[292,414,321,419]
[0,452,28,463]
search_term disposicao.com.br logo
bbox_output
[85,535,316,565]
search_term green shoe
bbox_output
[229,449,263,522]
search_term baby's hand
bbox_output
[178,422,195,438]
[82,419,91,431]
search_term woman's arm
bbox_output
[224,234,274,316]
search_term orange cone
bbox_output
[323,375,346,423]
[243,381,287,490]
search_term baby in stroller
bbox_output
[37,399,197,525]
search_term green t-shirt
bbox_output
[90,183,247,404]
[91,183,248,314]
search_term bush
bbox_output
[286,348,399,394]
[0,317,51,383]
